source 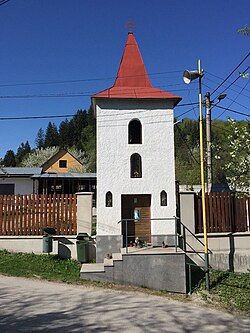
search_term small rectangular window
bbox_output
[59,160,67,168]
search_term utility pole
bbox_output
[205,92,212,192]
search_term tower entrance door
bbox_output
[121,194,151,246]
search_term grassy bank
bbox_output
[0,250,81,284]
[196,270,250,314]
[0,250,249,315]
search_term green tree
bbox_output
[79,107,96,172]
[16,141,31,165]
[35,128,45,149]
[59,119,73,148]
[44,122,59,147]
[70,109,88,148]
[224,119,250,194]
[3,150,16,167]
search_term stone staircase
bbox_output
[81,246,188,293]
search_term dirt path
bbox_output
[0,275,249,332]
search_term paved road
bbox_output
[0,275,249,332]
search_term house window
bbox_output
[128,119,142,144]
[0,184,15,195]
[59,160,67,168]
[160,191,167,206]
[130,153,142,178]
[106,191,113,207]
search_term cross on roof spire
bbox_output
[126,19,136,33]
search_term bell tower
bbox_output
[92,33,181,262]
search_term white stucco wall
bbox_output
[0,177,37,195]
[96,99,176,237]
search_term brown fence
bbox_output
[196,192,249,233]
[0,194,77,236]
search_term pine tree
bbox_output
[16,141,31,165]
[44,122,59,147]
[59,119,73,148]
[3,150,16,167]
[80,107,96,172]
[35,128,45,149]
[70,110,88,147]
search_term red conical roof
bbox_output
[92,33,181,105]
[114,32,153,88]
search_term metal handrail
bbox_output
[176,219,212,255]
[117,216,212,256]
[118,217,179,253]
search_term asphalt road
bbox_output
[0,275,249,332]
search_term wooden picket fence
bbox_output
[196,192,249,233]
[0,194,77,236]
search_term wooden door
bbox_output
[121,194,151,245]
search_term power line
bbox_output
[215,105,250,117]
[0,70,183,88]
[214,79,250,120]
[227,95,250,111]
[0,114,76,121]
[0,0,10,6]
[175,106,199,119]
[0,103,198,121]
[217,65,250,97]
[206,71,250,94]
[205,77,250,99]
[175,125,200,165]
[0,103,247,122]
[210,52,250,96]
[0,86,194,99]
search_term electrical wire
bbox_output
[206,71,250,94]
[210,52,250,96]
[0,114,76,121]
[175,125,200,165]
[0,88,189,99]
[175,106,199,119]
[215,105,250,118]
[214,79,250,120]
[226,96,250,111]
[0,0,10,6]
[0,70,183,88]
[216,65,250,97]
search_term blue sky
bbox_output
[0,0,249,158]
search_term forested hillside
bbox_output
[1,107,249,191]
[1,107,96,172]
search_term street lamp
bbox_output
[183,60,210,290]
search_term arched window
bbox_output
[130,154,142,178]
[106,191,113,207]
[160,191,167,206]
[128,119,142,144]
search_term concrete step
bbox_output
[80,249,187,293]
[104,258,114,266]
[80,263,105,273]
[120,246,153,254]
[112,252,123,261]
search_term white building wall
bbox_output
[96,99,176,237]
[0,177,36,195]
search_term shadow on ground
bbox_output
[0,276,249,332]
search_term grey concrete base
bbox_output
[187,251,250,273]
[81,251,187,293]
[151,234,178,247]
[96,235,123,263]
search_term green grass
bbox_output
[0,250,82,283]
[197,270,250,314]
[0,250,249,315]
